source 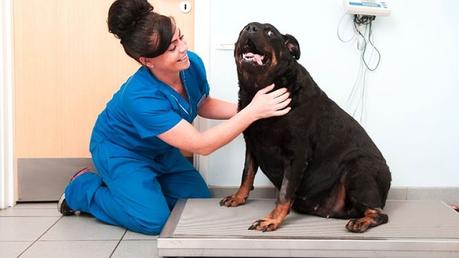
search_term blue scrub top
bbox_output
[90,51,210,158]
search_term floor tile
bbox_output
[0,208,61,217]
[0,241,32,258]
[123,230,158,240]
[111,240,159,258]
[41,215,125,241]
[0,217,59,241]
[20,240,118,258]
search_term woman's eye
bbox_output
[168,34,185,51]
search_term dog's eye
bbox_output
[267,30,273,37]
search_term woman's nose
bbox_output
[178,40,187,53]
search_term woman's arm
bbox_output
[198,97,237,120]
[158,85,291,155]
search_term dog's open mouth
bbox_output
[240,39,271,67]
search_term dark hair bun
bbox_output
[108,0,154,41]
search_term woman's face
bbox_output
[146,27,190,74]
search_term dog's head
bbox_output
[235,22,300,89]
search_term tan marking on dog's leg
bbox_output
[249,201,292,232]
[220,153,257,207]
[346,208,388,233]
[233,172,255,201]
[332,182,346,214]
[220,173,254,207]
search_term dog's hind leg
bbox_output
[346,207,388,233]
[343,160,391,233]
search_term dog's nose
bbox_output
[245,24,258,33]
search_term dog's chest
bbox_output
[244,118,292,185]
[245,118,289,147]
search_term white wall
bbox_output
[196,0,459,187]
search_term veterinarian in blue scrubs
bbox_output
[57,0,291,235]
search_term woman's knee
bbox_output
[128,206,170,235]
[194,185,211,198]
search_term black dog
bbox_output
[220,22,392,233]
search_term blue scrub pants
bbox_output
[64,141,210,235]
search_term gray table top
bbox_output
[158,199,459,257]
[165,199,459,240]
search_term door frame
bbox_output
[0,0,15,209]
[193,0,211,182]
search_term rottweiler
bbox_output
[220,22,392,233]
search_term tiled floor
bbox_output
[3,189,459,258]
[0,203,160,258]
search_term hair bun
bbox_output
[108,0,154,41]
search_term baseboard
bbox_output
[16,157,459,204]
[17,158,94,202]
[209,186,459,204]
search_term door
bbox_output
[13,0,195,201]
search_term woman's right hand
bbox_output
[246,83,291,120]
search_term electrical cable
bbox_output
[339,14,382,123]
[353,15,381,71]
[367,21,381,70]
[337,13,355,43]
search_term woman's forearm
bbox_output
[195,107,256,155]
[158,85,290,155]
[198,97,238,120]
[158,106,256,156]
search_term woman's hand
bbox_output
[245,84,291,120]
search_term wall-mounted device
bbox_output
[339,0,390,123]
[343,0,391,16]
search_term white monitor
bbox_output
[344,0,391,16]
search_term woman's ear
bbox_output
[139,57,154,68]
[283,34,301,60]
[139,57,148,66]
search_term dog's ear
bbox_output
[283,34,300,60]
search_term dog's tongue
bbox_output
[253,54,263,65]
[244,52,264,65]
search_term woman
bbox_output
[58,0,291,235]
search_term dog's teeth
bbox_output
[243,53,255,61]
[243,52,255,58]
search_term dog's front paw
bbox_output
[219,195,247,207]
[248,218,281,232]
